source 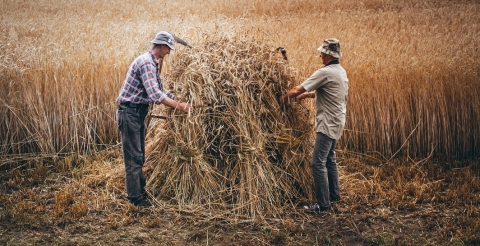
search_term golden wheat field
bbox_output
[1,0,480,245]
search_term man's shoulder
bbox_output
[319,64,345,75]
[134,52,155,66]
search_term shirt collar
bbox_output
[148,51,158,66]
[325,60,340,66]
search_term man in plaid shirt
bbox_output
[116,31,192,207]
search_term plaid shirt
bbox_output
[116,51,174,105]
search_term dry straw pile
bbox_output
[145,37,314,217]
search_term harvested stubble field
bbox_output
[1,0,480,245]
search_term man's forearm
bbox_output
[279,85,306,105]
[161,97,191,113]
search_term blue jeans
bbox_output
[311,132,340,208]
[116,105,149,202]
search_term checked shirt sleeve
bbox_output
[164,89,175,100]
[140,63,169,104]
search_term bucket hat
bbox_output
[150,31,175,50]
[318,38,341,58]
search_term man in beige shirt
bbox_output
[279,38,349,212]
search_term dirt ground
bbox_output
[0,202,445,245]
[1,187,478,245]
[1,154,479,245]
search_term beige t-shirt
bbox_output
[301,63,349,140]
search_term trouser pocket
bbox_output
[116,108,124,131]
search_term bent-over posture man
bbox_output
[279,38,348,212]
[116,31,192,207]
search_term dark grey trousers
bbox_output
[311,132,340,208]
[116,105,148,202]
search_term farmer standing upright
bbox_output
[279,38,348,212]
[116,31,192,207]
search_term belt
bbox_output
[120,102,149,108]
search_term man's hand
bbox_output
[162,97,192,113]
[177,102,192,113]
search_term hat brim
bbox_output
[317,47,341,58]
[151,40,175,50]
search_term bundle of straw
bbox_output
[145,36,314,218]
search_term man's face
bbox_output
[158,45,171,59]
[319,52,328,65]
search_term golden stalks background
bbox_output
[1,0,479,159]
[1,1,480,243]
